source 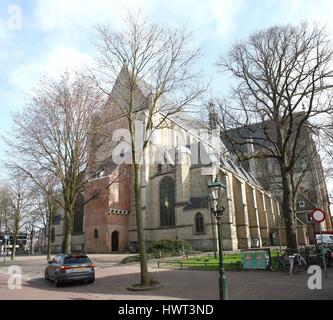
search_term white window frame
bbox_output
[298,201,305,208]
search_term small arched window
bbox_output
[94,229,99,240]
[159,177,175,227]
[73,194,84,234]
[195,212,204,234]
[51,227,55,243]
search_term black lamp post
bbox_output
[208,176,228,300]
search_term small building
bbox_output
[49,165,131,254]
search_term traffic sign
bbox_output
[311,208,329,279]
[311,208,326,224]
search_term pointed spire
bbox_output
[208,100,218,130]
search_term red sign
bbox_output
[311,209,326,224]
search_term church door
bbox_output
[111,231,119,252]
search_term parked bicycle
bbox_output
[299,245,331,268]
[270,249,292,272]
[271,248,307,274]
[291,253,308,274]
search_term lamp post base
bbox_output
[219,275,228,300]
[217,219,228,300]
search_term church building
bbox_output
[49,68,290,253]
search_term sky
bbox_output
[1,0,333,201]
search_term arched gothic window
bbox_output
[195,212,204,233]
[159,177,175,227]
[51,227,55,243]
[73,194,84,234]
[94,229,99,239]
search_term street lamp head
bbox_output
[208,176,226,202]
[214,206,226,219]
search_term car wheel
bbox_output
[85,277,95,284]
[44,270,49,280]
[54,274,62,287]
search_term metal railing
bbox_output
[157,260,215,269]
[157,260,242,270]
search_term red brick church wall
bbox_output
[84,166,131,253]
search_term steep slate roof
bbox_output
[115,68,267,190]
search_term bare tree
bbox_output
[0,186,11,256]
[93,11,205,286]
[31,179,58,259]
[4,72,112,254]
[216,23,333,248]
[4,175,32,260]
[24,211,40,255]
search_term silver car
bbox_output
[45,254,95,287]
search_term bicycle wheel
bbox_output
[283,261,291,273]
[314,255,324,268]
[294,262,308,274]
[284,260,302,274]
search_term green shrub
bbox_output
[298,245,316,255]
[184,261,242,271]
[120,255,141,264]
[147,240,192,256]
[225,262,242,271]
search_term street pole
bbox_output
[320,224,328,278]
[278,216,282,251]
[208,176,228,300]
[312,220,317,245]
[210,212,217,259]
[216,214,228,300]
[3,238,6,263]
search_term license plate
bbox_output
[66,268,90,273]
[76,268,87,272]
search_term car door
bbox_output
[55,256,63,276]
[48,256,60,279]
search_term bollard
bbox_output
[289,255,295,276]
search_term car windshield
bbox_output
[64,256,91,265]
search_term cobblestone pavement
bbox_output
[0,255,332,300]
[0,254,129,280]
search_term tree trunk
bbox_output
[30,228,34,255]
[0,212,2,237]
[281,172,298,249]
[46,200,55,260]
[46,225,51,260]
[134,163,150,286]
[64,207,72,254]
[11,218,19,261]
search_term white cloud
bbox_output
[33,0,243,38]
[271,0,333,34]
[13,0,333,100]
[33,0,154,32]
[25,0,244,95]
[209,0,244,36]
[8,47,94,93]
[0,21,5,38]
[0,18,9,40]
